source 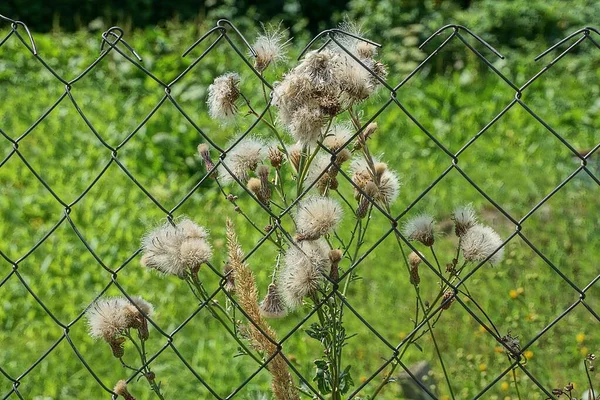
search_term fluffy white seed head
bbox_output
[305,154,332,188]
[403,214,436,246]
[218,137,267,184]
[272,72,314,125]
[87,298,130,341]
[350,157,401,205]
[461,225,504,265]
[141,218,212,278]
[252,23,289,72]
[323,123,353,151]
[87,296,154,342]
[288,105,325,144]
[295,49,339,90]
[452,204,478,237]
[336,57,376,102]
[279,239,331,309]
[207,72,240,121]
[296,196,343,240]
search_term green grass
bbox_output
[0,22,599,400]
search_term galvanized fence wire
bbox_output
[0,13,599,399]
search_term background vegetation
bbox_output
[0,1,599,399]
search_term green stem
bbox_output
[187,277,264,366]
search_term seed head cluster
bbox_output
[141,218,213,278]
[350,157,400,206]
[272,24,388,144]
[218,137,268,184]
[86,296,154,347]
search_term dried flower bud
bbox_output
[354,122,378,150]
[408,251,422,286]
[259,283,287,318]
[288,146,302,172]
[268,146,284,168]
[319,94,342,116]
[256,165,272,203]
[109,337,126,358]
[197,143,216,177]
[374,162,388,177]
[441,290,455,310]
[248,177,262,196]
[223,262,235,293]
[114,380,136,400]
[329,249,342,281]
[335,148,352,166]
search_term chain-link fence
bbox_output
[0,14,599,400]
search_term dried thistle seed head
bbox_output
[109,337,126,358]
[248,177,262,194]
[296,49,338,89]
[296,196,343,240]
[223,262,236,293]
[356,41,377,59]
[403,214,436,246]
[272,72,314,125]
[256,164,269,179]
[377,168,400,205]
[289,105,326,144]
[461,224,504,265]
[179,238,213,271]
[141,218,212,278]
[371,61,388,81]
[114,380,136,400]
[259,283,287,318]
[452,204,478,237]
[337,58,375,102]
[323,123,353,152]
[374,162,388,177]
[207,72,240,121]
[286,143,303,172]
[318,93,342,116]
[305,153,332,188]
[252,23,289,72]
[409,251,422,268]
[218,137,268,184]
[335,148,352,166]
[441,290,455,309]
[279,239,331,309]
[268,146,284,168]
[329,249,343,264]
[86,298,131,342]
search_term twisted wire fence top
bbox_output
[0,15,598,400]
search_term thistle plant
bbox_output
[109,21,511,400]
[86,296,162,399]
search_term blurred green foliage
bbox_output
[0,13,599,400]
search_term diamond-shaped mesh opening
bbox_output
[0,275,65,382]
[0,155,65,260]
[0,31,65,143]
[14,99,108,203]
[9,222,110,323]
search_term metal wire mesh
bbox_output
[0,14,599,400]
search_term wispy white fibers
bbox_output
[279,239,331,309]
